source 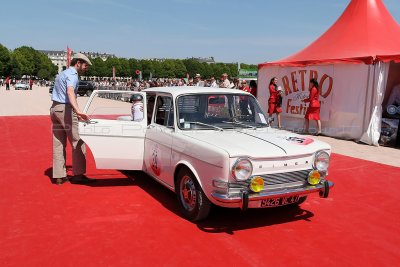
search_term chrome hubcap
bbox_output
[180,175,197,211]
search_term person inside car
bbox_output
[130,94,144,121]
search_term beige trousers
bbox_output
[50,102,86,179]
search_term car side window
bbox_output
[147,94,156,125]
[154,96,174,127]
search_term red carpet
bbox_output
[1,116,399,267]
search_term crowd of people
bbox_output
[85,73,258,97]
[2,69,320,135]
[91,73,320,134]
[0,77,53,90]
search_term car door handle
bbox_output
[84,120,98,126]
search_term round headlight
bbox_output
[232,158,253,181]
[313,151,330,172]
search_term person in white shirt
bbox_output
[220,73,231,88]
[194,74,205,87]
[130,94,144,121]
[209,77,218,88]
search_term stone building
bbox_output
[39,50,115,73]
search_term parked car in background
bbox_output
[15,82,29,90]
[77,81,96,96]
[49,81,96,96]
[79,87,334,221]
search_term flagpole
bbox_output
[67,46,72,68]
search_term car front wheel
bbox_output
[86,89,93,96]
[176,168,211,222]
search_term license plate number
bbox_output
[260,195,300,207]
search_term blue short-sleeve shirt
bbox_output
[51,67,79,103]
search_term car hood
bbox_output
[182,129,330,158]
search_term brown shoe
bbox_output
[70,175,96,184]
[55,177,68,185]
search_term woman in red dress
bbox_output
[268,77,282,128]
[303,78,321,135]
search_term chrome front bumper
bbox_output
[211,180,334,210]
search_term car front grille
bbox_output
[260,169,311,185]
[228,169,312,194]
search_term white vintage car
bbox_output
[79,87,333,221]
[15,82,29,90]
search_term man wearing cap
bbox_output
[194,74,205,87]
[50,53,95,185]
[209,76,218,88]
[220,73,231,88]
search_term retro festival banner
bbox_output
[277,65,334,121]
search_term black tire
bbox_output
[79,93,85,96]
[176,168,211,222]
[86,89,93,97]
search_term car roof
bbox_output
[143,86,251,97]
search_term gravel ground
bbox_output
[1,84,399,167]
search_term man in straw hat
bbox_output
[220,73,231,88]
[50,53,95,185]
[194,73,205,87]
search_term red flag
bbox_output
[66,46,72,68]
[112,66,116,80]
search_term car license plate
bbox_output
[260,195,300,207]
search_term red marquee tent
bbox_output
[257,0,400,145]
[260,0,400,67]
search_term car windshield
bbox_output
[177,93,269,130]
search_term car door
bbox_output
[144,94,175,188]
[79,90,147,170]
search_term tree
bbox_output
[182,58,202,79]
[88,57,108,77]
[1,42,255,80]
[8,54,22,78]
[37,52,57,79]
[10,46,57,79]
[140,60,155,79]
[118,58,131,77]
[13,47,36,77]
[0,43,11,76]
[173,60,187,78]
[128,58,141,78]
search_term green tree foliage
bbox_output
[0,44,11,76]
[87,57,108,77]
[37,52,58,79]
[0,45,57,79]
[128,58,141,78]
[0,43,257,80]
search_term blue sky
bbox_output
[1,0,399,64]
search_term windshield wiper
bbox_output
[222,121,256,130]
[187,121,224,131]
